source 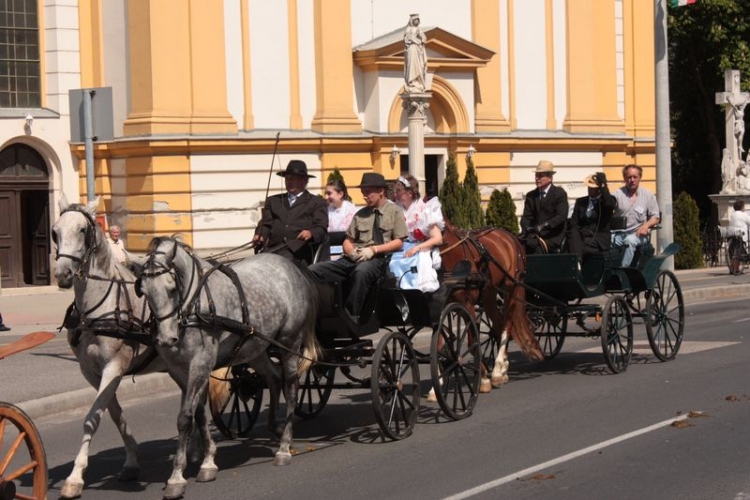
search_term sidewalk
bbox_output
[0,266,748,421]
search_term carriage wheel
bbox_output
[209,365,263,439]
[295,364,336,419]
[475,305,498,373]
[529,309,567,360]
[726,237,743,275]
[600,296,633,373]
[431,303,481,421]
[371,331,420,440]
[644,270,685,361]
[0,402,47,500]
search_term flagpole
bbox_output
[655,0,674,269]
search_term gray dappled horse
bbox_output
[51,195,162,499]
[133,237,319,500]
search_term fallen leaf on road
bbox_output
[671,420,693,429]
[524,473,555,481]
[688,411,708,418]
[726,395,740,402]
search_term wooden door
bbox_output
[0,192,20,288]
[22,191,50,285]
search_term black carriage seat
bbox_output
[312,231,348,263]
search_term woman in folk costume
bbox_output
[391,174,444,292]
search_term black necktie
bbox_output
[373,209,384,245]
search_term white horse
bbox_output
[133,237,319,500]
[52,195,163,499]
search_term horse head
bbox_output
[136,237,198,348]
[51,194,101,288]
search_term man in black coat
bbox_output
[253,160,328,265]
[567,172,616,261]
[520,160,569,254]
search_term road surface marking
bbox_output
[442,414,689,500]
[578,340,738,355]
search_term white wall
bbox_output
[248,0,291,129]
[513,0,547,130]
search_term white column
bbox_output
[401,91,432,195]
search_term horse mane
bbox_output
[146,235,194,255]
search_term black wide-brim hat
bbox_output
[277,160,315,178]
[358,172,388,188]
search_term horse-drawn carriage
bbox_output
[525,242,685,373]
[209,245,485,442]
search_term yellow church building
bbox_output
[0,0,657,288]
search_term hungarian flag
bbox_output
[669,0,697,6]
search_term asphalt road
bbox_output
[27,297,750,500]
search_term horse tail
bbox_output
[297,276,321,376]
[507,237,544,361]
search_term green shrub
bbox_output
[462,157,484,229]
[486,188,519,234]
[673,191,703,269]
[439,154,466,227]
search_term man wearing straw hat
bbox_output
[253,160,328,265]
[520,160,569,254]
[567,172,616,261]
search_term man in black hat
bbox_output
[309,172,408,323]
[567,172,616,261]
[253,160,328,265]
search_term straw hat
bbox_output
[535,160,555,174]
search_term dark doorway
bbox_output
[399,154,441,200]
[0,144,50,288]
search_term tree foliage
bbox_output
[462,157,484,229]
[485,188,519,234]
[669,0,750,220]
[439,154,466,227]
[673,191,703,269]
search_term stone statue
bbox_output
[727,95,748,159]
[736,160,750,194]
[721,148,736,193]
[404,14,427,92]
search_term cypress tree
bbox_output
[673,191,703,269]
[486,188,519,234]
[462,156,484,229]
[439,154,466,227]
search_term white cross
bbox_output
[716,69,750,164]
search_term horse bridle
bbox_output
[55,205,98,277]
[138,240,200,325]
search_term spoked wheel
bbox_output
[529,309,567,360]
[431,303,481,420]
[0,402,47,500]
[296,364,336,418]
[726,237,744,275]
[371,331,420,440]
[600,296,634,373]
[476,305,498,373]
[645,270,685,361]
[209,365,263,439]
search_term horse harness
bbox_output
[56,205,152,349]
[139,241,303,364]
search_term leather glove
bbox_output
[356,246,376,262]
[595,172,607,187]
[347,250,361,262]
[533,222,549,234]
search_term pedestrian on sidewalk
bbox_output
[0,311,10,331]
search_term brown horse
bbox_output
[440,220,543,388]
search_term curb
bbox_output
[682,284,750,304]
[17,372,178,421]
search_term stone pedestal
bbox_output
[709,193,750,225]
[401,91,431,195]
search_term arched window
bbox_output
[0,143,47,180]
[0,1,40,108]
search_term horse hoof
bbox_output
[119,466,140,482]
[196,467,218,483]
[479,378,492,393]
[425,389,437,402]
[163,482,186,500]
[273,452,292,466]
[491,375,509,387]
[60,481,84,499]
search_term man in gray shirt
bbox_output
[612,164,660,267]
